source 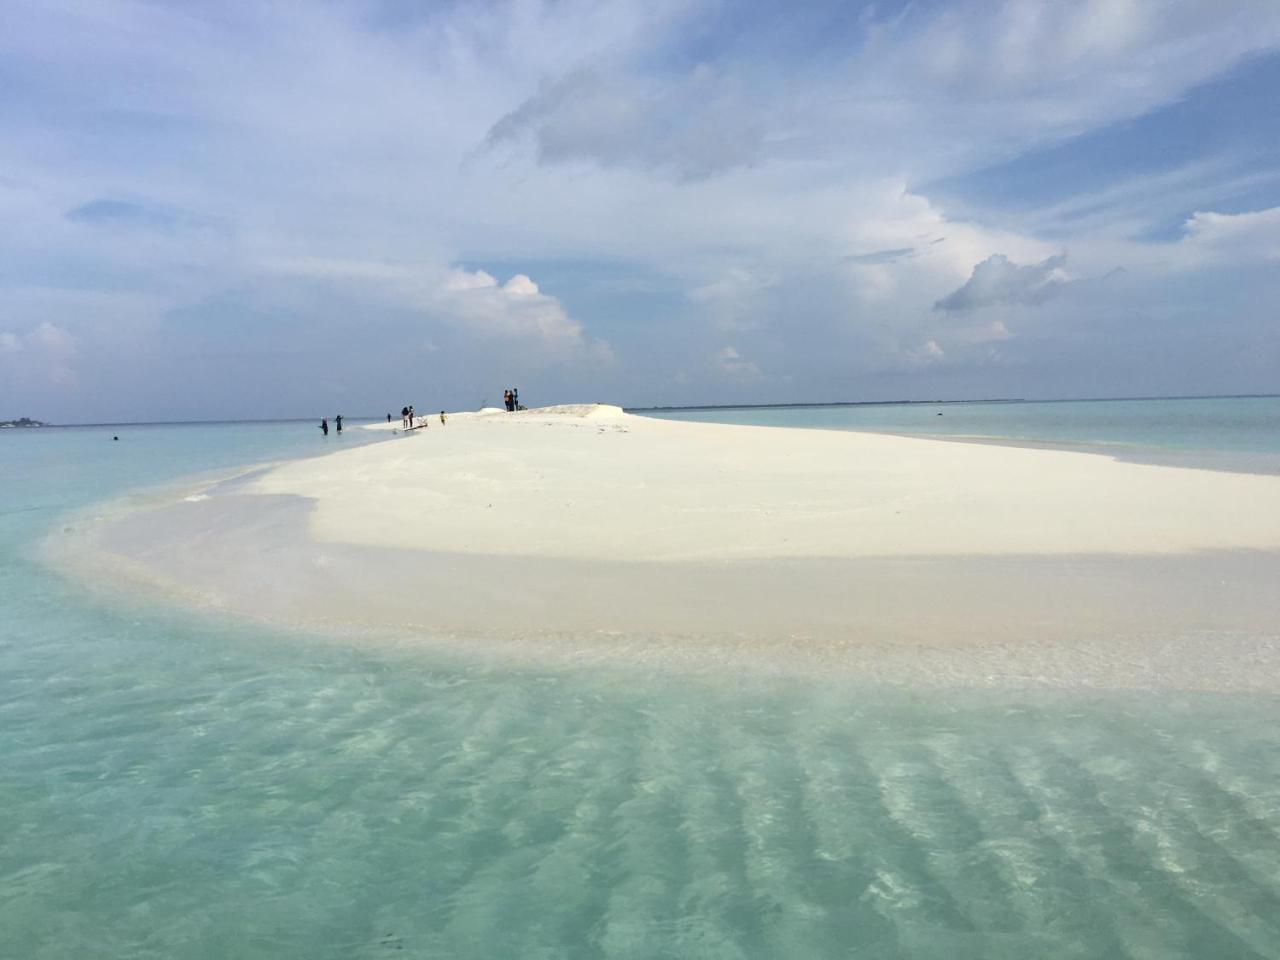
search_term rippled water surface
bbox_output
[3,416,1280,958]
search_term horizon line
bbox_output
[7,392,1279,429]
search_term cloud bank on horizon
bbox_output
[2,0,1279,420]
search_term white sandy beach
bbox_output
[261,404,1280,560]
[63,405,1280,690]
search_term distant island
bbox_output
[0,418,47,428]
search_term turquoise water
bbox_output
[640,395,1280,469]
[3,413,1280,957]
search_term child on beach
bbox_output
[440,411,447,425]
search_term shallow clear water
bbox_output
[3,415,1280,958]
[641,396,1280,469]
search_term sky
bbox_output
[2,0,1280,421]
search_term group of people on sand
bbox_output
[503,387,522,412]
[318,406,450,438]
[317,402,455,439]
[392,405,447,430]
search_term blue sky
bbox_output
[2,0,1279,420]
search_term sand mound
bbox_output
[528,403,626,419]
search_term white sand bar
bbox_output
[66,405,1280,691]
[253,404,1280,560]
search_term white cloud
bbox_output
[0,321,77,387]
[869,0,1280,134]
[477,1,1280,185]
[935,254,1069,312]
[27,321,76,355]
[262,258,613,361]
[444,269,500,293]
[830,182,1062,305]
[484,65,764,181]
[908,338,946,366]
[2,0,1280,416]
[501,274,540,297]
[434,268,612,362]
[1181,206,1280,260]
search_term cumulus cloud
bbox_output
[935,254,1069,312]
[260,258,614,361]
[3,0,1280,417]
[1180,206,1280,259]
[435,268,612,362]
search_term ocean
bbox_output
[2,400,1279,958]
[640,395,1280,473]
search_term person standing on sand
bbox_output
[513,387,519,410]
[409,405,415,428]
[319,418,328,436]
[440,410,447,425]
[401,406,409,428]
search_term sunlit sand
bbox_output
[65,405,1280,691]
